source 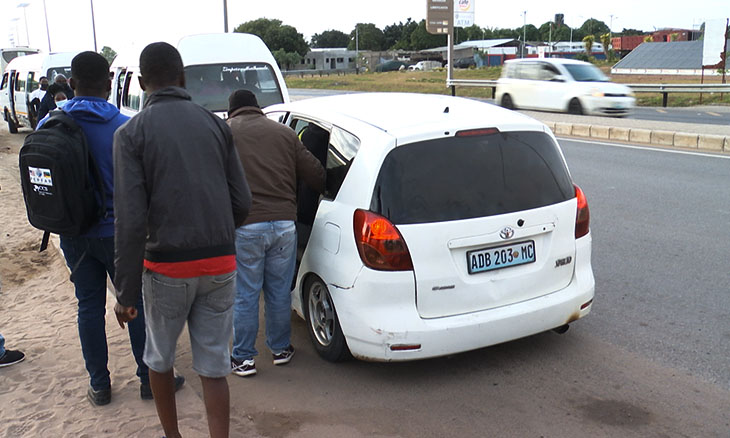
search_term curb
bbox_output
[542,122,730,153]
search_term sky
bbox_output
[0,0,727,55]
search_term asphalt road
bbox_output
[213,138,730,437]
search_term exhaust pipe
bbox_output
[553,324,569,334]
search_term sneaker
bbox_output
[0,350,25,368]
[272,345,295,366]
[87,385,112,406]
[231,357,256,377]
[140,375,186,400]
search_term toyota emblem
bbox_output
[499,226,515,240]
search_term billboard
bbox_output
[702,18,728,68]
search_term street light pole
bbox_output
[223,0,228,32]
[90,0,97,51]
[43,0,52,52]
[17,3,30,47]
[522,11,527,58]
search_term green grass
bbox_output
[285,67,730,107]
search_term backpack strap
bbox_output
[40,231,50,252]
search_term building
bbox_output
[298,48,359,70]
[611,40,704,75]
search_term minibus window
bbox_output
[184,63,284,112]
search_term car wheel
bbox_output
[5,110,18,134]
[303,275,351,362]
[500,94,515,110]
[568,98,584,115]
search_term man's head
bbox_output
[54,74,68,86]
[228,89,259,114]
[70,51,111,98]
[139,42,185,92]
[39,76,49,90]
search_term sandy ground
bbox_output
[0,128,242,437]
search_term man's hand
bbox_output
[114,303,138,329]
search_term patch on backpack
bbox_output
[28,166,53,186]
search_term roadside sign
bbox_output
[426,0,452,34]
[454,0,474,28]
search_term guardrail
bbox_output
[445,79,730,107]
[283,68,358,78]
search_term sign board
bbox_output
[702,18,727,68]
[427,0,452,34]
[454,0,474,28]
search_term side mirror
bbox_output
[551,75,567,82]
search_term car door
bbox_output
[536,62,568,111]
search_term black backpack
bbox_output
[19,110,106,252]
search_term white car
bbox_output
[495,58,635,116]
[266,93,595,362]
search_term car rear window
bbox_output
[370,130,574,224]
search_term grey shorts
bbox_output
[142,270,235,378]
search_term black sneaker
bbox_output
[0,350,25,368]
[272,345,295,366]
[140,375,186,400]
[231,357,256,377]
[87,385,112,406]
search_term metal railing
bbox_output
[445,79,730,107]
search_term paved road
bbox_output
[207,138,730,437]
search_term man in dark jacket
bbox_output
[227,90,325,377]
[37,74,74,120]
[38,51,156,406]
[113,42,251,438]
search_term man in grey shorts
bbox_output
[113,42,251,438]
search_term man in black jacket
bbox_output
[113,42,251,438]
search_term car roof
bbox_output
[505,58,590,66]
[177,33,276,67]
[270,92,544,138]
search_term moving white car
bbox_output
[109,33,289,117]
[265,92,595,362]
[496,58,635,116]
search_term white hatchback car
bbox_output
[496,58,635,116]
[265,93,595,362]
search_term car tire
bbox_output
[500,94,515,110]
[303,275,351,362]
[568,98,584,115]
[5,110,18,134]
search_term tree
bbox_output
[599,33,617,61]
[582,35,595,53]
[618,28,645,36]
[519,24,540,42]
[311,30,350,48]
[348,23,385,51]
[234,18,309,56]
[383,19,418,50]
[409,20,447,50]
[579,19,609,39]
[99,46,116,65]
[272,49,301,70]
[643,35,654,43]
[458,25,485,42]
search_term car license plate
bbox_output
[467,240,535,274]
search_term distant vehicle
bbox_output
[408,60,442,71]
[496,58,635,117]
[1,52,78,133]
[1,47,39,74]
[375,60,408,72]
[264,92,595,362]
[109,33,289,117]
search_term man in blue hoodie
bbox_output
[38,51,183,405]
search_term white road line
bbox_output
[706,112,721,117]
[556,137,730,160]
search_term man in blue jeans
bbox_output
[227,90,325,376]
[43,52,183,405]
[0,333,25,368]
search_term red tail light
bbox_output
[574,184,590,238]
[353,209,413,271]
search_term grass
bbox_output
[285,66,730,107]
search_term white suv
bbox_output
[496,58,635,116]
[266,92,595,362]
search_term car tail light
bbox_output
[353,209,413,271]
[455,127,500,137]
[574,184,590,238]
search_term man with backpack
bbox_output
[33,52,183,405]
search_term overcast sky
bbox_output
[1,0,727,55]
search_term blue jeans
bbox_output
[232,221,297,361]
[60,236,148,390]
[0,333,5,357]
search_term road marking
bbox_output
[706,112,721,117]
[656,109,667,113]
[557,137,730,160]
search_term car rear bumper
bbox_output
[333,234,595,361]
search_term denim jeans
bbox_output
[60,236,148,390]
[232,220,297,361]
[0,333,5,357]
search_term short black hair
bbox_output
[46,83,63,96]
[71,51,110,91]
[228,89,259,113]
[139,42,183,87]
[39,76,48,81]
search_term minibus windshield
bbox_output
[184,63,284,112]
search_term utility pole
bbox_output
[522,11,527,58]
[90,0,97,52]
[223,0,228,32]
[43,0,51,52]
[355,24,359,74]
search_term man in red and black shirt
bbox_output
[112,42,251,438]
